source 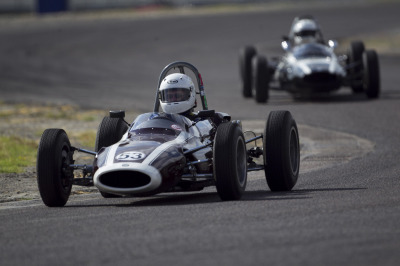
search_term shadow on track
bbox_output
[264,92,374,106]
[64,187,366,208]
[253,88,400,106]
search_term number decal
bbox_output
[171,124,182,131]
[115,152,146,161]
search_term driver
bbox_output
[291,18,324,45]
[159,73,197,119]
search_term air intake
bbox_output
[99,171,151,188]
[304,72,337,83]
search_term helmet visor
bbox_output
[296,30,316,37]
[160,88,191,103]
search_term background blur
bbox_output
[0,0,350,13]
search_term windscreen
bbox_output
[130,113,187,137]
[293,43,331,59]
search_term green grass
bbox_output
[74,130,97,149]
[0,136,37,173]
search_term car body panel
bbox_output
[275,43,346,94]
[93,112,214,196]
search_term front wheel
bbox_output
[95,116,128,152]
[363,50,380,99]
[348,41,365,93]
[37,129,73,207]
[254,55,270,103]
[95,116,128,198]
[263,111,300,191]
[214,122,247,200]
[239,46,256,98]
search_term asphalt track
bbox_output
[1,1,400,266]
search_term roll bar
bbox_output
[153,61,208,112]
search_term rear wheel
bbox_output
[95,117,128,198]
[37,129,73,207]
[214,122,247,200]
[363,50,380,99]
[254,55,270,103]
[263,111,300,191]
[240,46,256,98]
[348,41,365,93]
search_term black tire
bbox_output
[37,129,73,207]
[363,50,380,99]
[348,41,365,93]
[254,55,270,103]
[95,116,128,198]
[214,122,247,200]
[240,46,256,98]
[95,116,128,152]
[263,111,300,191]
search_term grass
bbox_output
[0,136,37,173]
[0,131,97,174]
[72,130,97,149]
[0,103,106,174]
[0,103,143,174]
[0,104,101,121]
[338,29,400,55]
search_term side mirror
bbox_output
[328,39,338,49]
[197,109,215,118]
[109,110,125,119]
[281,40,290,51]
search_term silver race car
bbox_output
[240,15,380,103]
[36,61,300,207]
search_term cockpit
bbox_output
[292,43,331,59]
[129,112,189,138]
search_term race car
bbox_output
[240,15,380,103]
[36,61,300,207]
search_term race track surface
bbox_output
[1,1,400,265]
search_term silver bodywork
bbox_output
[274,42,347,93]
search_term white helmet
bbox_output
[159,73,196,114]
[293,19,319,45]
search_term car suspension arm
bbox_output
[71,146,97,156]
[183,142,213,156]
[245,135,263,144]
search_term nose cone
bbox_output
[93,162,162,196]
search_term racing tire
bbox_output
[214,122,247,200]
[263,111,300,191]
[95,116,128,198]
[37,129,73,207]
[95,116,128,152]
[240,46,256,98]
[348,41,365,93]
[254,55,270,103]
[363,50,380,99]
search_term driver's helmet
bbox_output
[159,73,196,114]
[293,19,319,45]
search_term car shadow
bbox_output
[262,89,400,105]
[265,92,369,106]
[65,187,366,208]
[245,187,366,200]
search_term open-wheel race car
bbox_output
[240,15,380,103]
[37,61,300,207]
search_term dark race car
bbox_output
[37,61,300,207]
[240,15,380,103]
